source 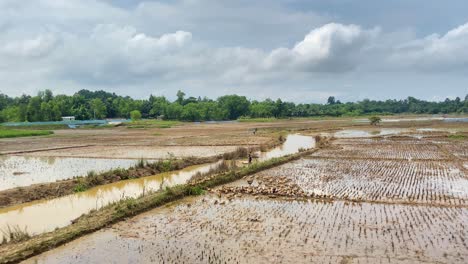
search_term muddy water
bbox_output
[0,162,222,236]
[258,134,315,160]
[0,134,314,237]
[331,128,407,138]
[22,195,468,264]
[0,156,139,191]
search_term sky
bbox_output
[0,0,467,103]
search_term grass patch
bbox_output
[447,134,466,140]
[238,117,279,122]
[2,124,69,130]
[73,183,88,193]
[125,120,180,129]
[0,129,53,138]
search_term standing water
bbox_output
[0,156,140,191]
[0,134,314,237]
[258,134,315,160]
[0,162,223,236]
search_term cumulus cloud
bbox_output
[264,23,379,72]
[91,24,192,55]
[0,0,466,101]
[389,22,468,71]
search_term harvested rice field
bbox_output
[1,120,467,264]
[23,195,468,264]
[230,158,467,206]
[310,141,451,160]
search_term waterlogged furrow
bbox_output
[251,158,468,205]
[23,196,468,264]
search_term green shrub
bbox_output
[130,110,142,121]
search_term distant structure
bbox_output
[62,116,76,121]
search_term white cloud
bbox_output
[389,22,468,71]
[0,34,59,58]
[264,23,379,72]
[0,0,466,101]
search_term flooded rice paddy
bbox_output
[258,134,315,160]
[0,135,313,191]
[0,156,139,190]
[0,162,223,236]
[4,127,468,263]
[0,134,315,236]
[23,195,468,264]
[331,128,407,138]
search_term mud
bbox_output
[22,195,468,264]
[225,157,468,206]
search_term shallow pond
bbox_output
[331,128,407,138]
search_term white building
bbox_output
[62,116,76,121]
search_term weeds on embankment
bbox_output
[0,129,53,138]
[0,226,30,245]
[0,147,322,264]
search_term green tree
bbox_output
[176,90,185,105]
[26,96,43,122]
[164,103,183,120]
[181,103,202,121]
[327,96,336,105]
[369,116,382,125]
[130,110,142,121]
[217,95,250,120]
[89,98,107,119]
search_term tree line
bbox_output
[0,89,466,123]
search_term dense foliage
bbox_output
[0,89,466,122]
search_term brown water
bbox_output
[0,162,222,236]
[0,156,139,191]
[258,134,315,160]
[0,134,314,237]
